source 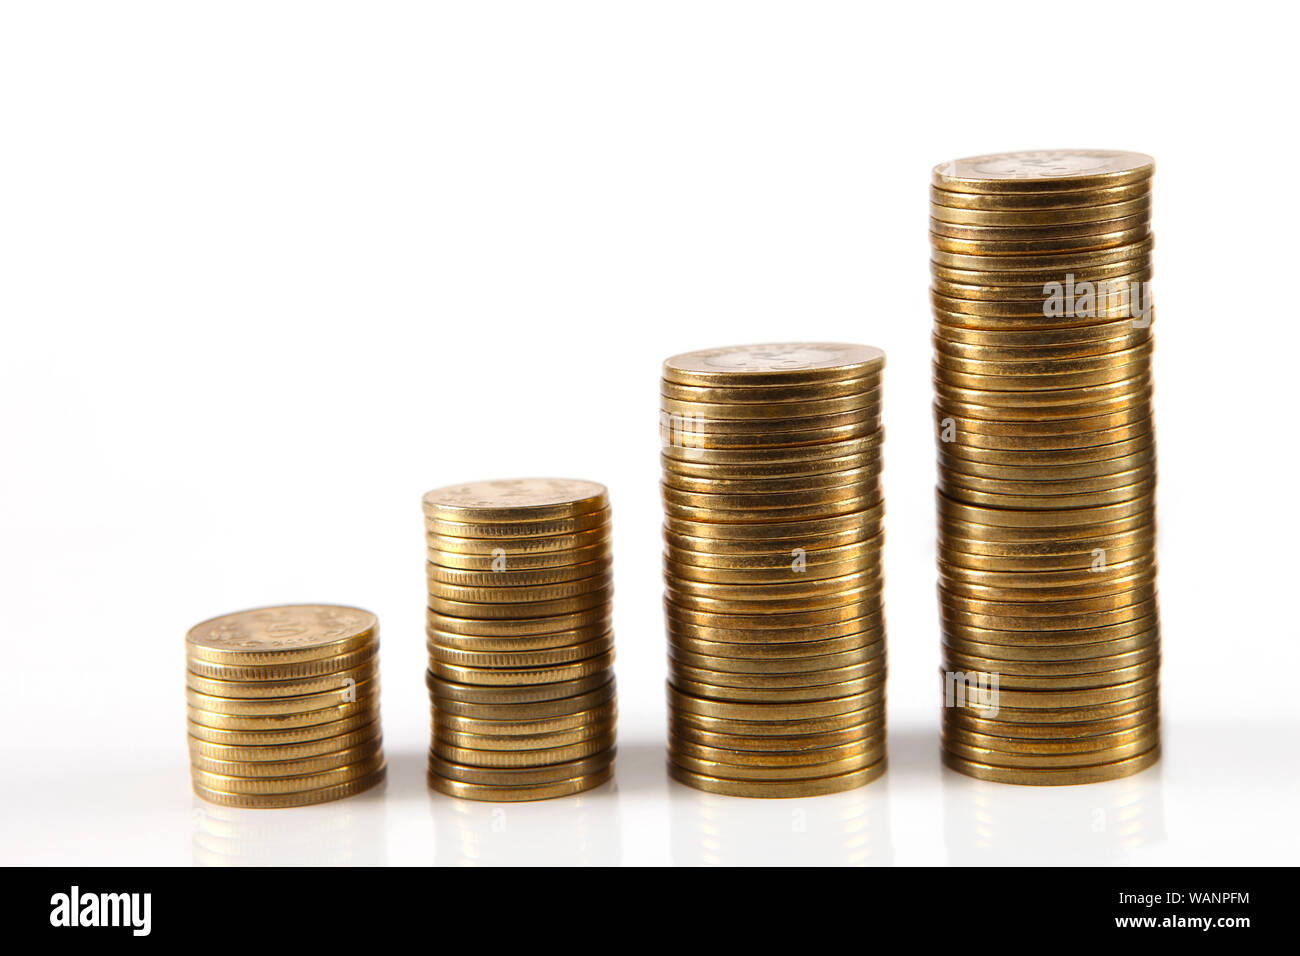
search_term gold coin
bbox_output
[669,758,884,796]
[190,752,385,795]
[668,682,881,720]
[423,508,610,539]
[938,542,1154,574]
[934,361,1150,392]
[930,212,1149,241]
[186,645,377,682]
[432,732,615,768]
[434,717,615,752]
[941,601,1158,635]
[930,181,1150,210]
[428,765,612,802]
[661,482,877,512]
[662,450,880,483]
[933,314,1150,348]
[192,766,385,807]
[428,632,613,669]
[937,489,1155,528]
[663,420,876,450]
[670,718,881,753]
[435,701,617,737]
[668,745,883,780]
[665,551,877,585]
[663,343,885,387]
[941,673,1158,710]
[667,613,883,645]
[428,541,610,571]
[930,196,1151,226]
[428,572,612,605]
[666,598,882,632]
[930,225,1150,256]
[427,558,609,589]
[664,581,882,616]
[661,463,881,496]
[186,659,379,699]
[185,676,378,717]
[671,702,883,736]
[946,688,1159,724]
[944,718,1157,752]
[428,621,611,652]
[660,391,879,420]
[931,288,1147,320]
[941,659,1159,693]
[186,697,378,732]
[931,150,1154,193]
[427,605,609,637]
[669,672,884,704]
[670,657,882,689]
[664,506,882,541]
[427,526,609,556]
[421,478,608,523]
[942,627,1158,661]
[430,647,614,686]
[428,748,614,786]
[185,604,377,666]
[665,533,882,568]
[189,737,383,777]
[432,679,616,720]
[937,445,1155,482]
[427,586,611,620]
[669,735,882,770]
[946,705,1156,739]
[661,375,881,404]
[187,721,382,762]
[670,642,881,675]
[660,431,883,468]
[669,629,883,660]
[427,670,611,704]
[931,258,1150,289]
[930,236,1153,271]
[186,710,379,746]
[942,735,1156,769]
[934,331,1150,365]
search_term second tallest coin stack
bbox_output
[661,343,888,797]
[930,150,1161,784]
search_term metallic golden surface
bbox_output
[192,767,386,808]
[421,478,608,523]
[186,698,379,732]
[435,701,617,737]
[428,765,612,802]
[433,735,615,769]
[660,391,880,420]
[186,604,377,666]
[185,659,379,699]
[930,212,1148,241]
[663,343,885,386]
[186,710,379,746]
[428,540,610,571]
[932,150,1154,193]
[929,225,1150,256]
[428,632,613,668]
[190,737,384,777]
[191,752,386,795]
[428,621,611,652]
[434,718,615,752]
[670,673,885,704]
[186,645,378,682]
[428,572,613,605]
[427,669,610,704]
[427,558,610,588]
[185,677,379,717]
[187,721,382,762]
[430,648,615,687]
[427,749,615,786]
[661,375,881,404]
[427,587,611,619]
[661,463,881,496]
[427,606,609,637]
[944,705,1157,739]
[668,759,886,797]
[929,180,1151,209]
[431,680,616,720]
[669,747,884,781]
[930,196,1151,226]
[423,508,610,539]
[426,526,610,556]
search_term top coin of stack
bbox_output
[660,343,888,798]
[423,478,617,801]
[929,150,1161,785]
[186,604,386,807]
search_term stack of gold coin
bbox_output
[930,150,1161,785]
[424,478,617,801]
[661,343,888,797]
[186,605,386,807]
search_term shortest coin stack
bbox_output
[424,478,618,801]
[186,604,386,808]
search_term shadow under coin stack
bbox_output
[186,605,386,807]
[929,150,1161,784]
[424,479,617,801]
[660,343,888,797]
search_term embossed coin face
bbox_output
[663,343,885,386]
[186,605,377,656]
[422,478,609,522]
[933,150,1155,192]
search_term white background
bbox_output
[2,1,1296,866]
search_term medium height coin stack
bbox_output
[424,479,617,801]
[661,343,888,797]
[930,150,1160,784]
[186,605,386,807]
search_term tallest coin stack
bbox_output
[930,150,1161,784]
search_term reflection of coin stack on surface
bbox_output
[930,150,1161,784]
[660,343,888,797]
[186,605,386,807]
[424,478,617,801]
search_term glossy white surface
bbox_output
[2,1,1296,865]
